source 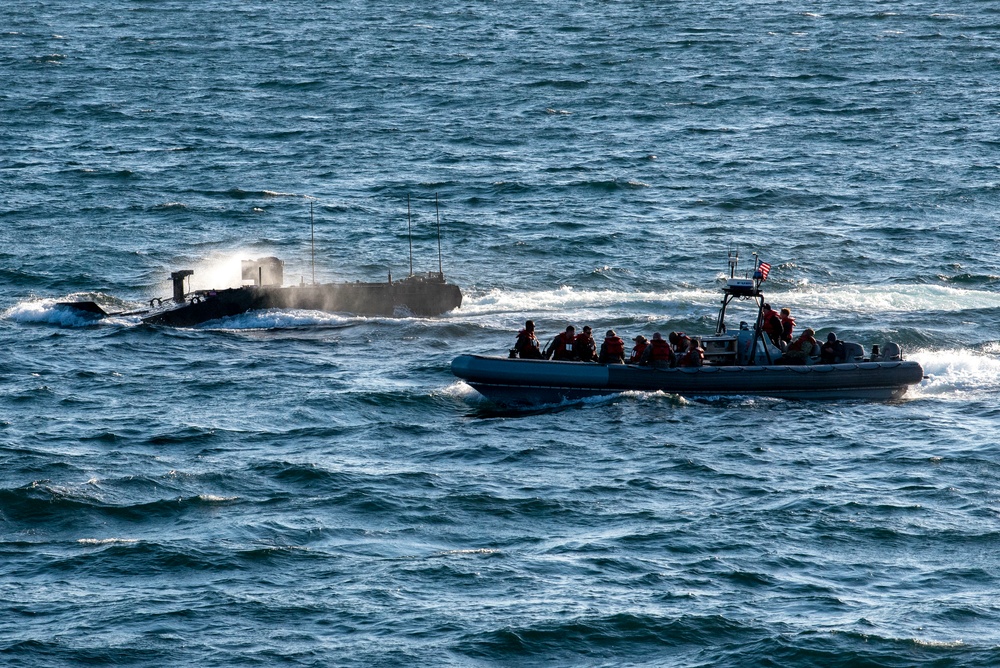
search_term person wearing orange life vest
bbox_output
[761,303,782,347]
[574,325,597,362]
[598,330,625,364]
[780,328,818,365]
[511,320,543,359]
[640,332,675,368]
[779,308,796,350]
[544,325,576,360]
[668,331,691,354]
[628,335,649,364]
[677,338,705,367]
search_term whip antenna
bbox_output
[407,194,413,276]
[436,193,443,278]
[310,199,316,285]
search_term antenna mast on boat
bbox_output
[407,194,414,277]
[310,199,316,285]
[435,193,443,278]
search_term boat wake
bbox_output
[909,349,1000,399]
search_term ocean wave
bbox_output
[196,308,360,330]
[454,282,1000,323]
[77,538,140,545]
[2,299,110,328]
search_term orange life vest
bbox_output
[650,338,673,362]
[762,311,782,336]
[603,336,624,357]
[678,348,704,367]
[787,334,816,354]
[575,333,596,356]
[515,329,540,357]
[780,315,795,341]
[629,342,648,363]
[551,332,575,359]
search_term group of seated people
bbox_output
[761,303,846,364]
[512,317,849,367]
[511,321,706,368]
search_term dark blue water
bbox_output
[3,1,1000,665]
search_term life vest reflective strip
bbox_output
[650,339,672,361]
[604,337,624,356]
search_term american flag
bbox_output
[757,262,771,281]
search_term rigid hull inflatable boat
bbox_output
[452,253,923,405]
[452,354,923,404]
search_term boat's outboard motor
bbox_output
[873,342,903,361]
[841,342,865,362]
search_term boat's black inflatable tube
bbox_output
[451,355,924,404]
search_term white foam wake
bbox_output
[909,349,1000,398]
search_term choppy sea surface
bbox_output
[3,1,1000,665]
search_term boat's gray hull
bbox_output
[451,355,924,404]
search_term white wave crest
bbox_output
[198,494,239,502]
[771,284,1000,314]
[4,299,105,328]
[198,308,359,330]
[457,286,715,316]
[77,538,139,545]
[451,283,1000,327]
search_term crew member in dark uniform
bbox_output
[761,303,782,347]
[574,325,597,362]
[819,332,845,364]
[512,320,543,359]
[779,308,796,350]
[544,326,576,360]
[668,331,691,354]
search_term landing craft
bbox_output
[59,197,463,326]
[452,251,924,404]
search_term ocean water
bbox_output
[2,1,1000,665]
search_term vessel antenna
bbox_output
[435,193,443,278]
[310,199,316,285]
[407,194,414,276]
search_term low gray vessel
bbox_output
[63,256,462,326]
[452,253,924,404]
[61,198,462,325]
